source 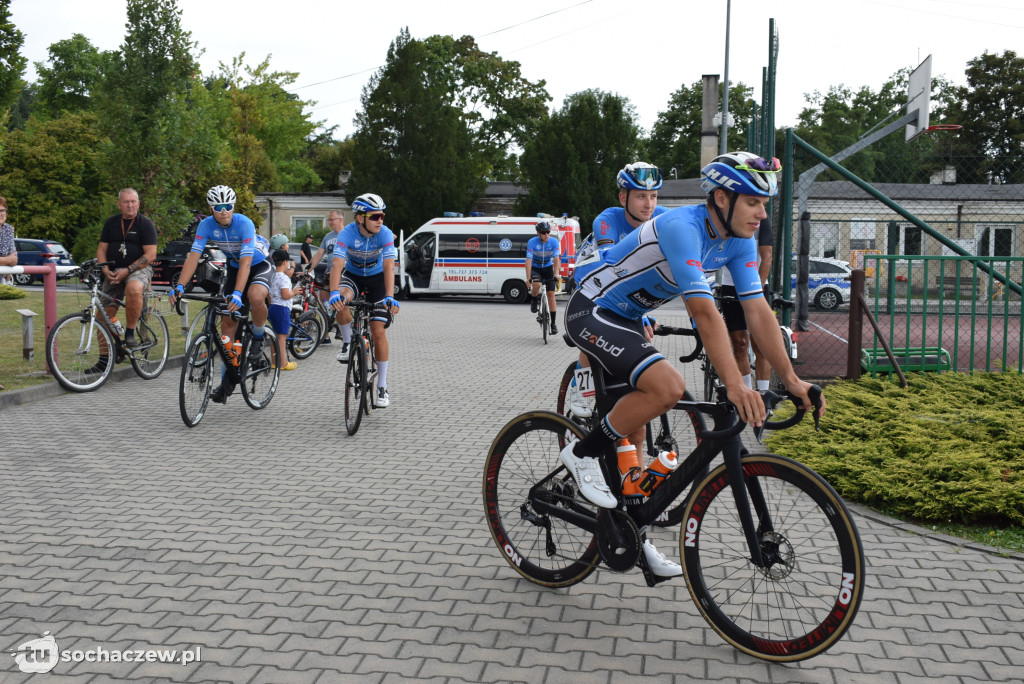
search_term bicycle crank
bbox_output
[595,509,641,572]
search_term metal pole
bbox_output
[720,0,731,154]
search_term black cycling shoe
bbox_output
[210,380,236,404]
[550,323,558,335]
[530,298,539,313]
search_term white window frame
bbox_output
[291,215,326,239]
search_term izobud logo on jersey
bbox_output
[580,327,624,357]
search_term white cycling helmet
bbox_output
[351,193,386,213]
[206,185,237,206]
[269,233,289,250]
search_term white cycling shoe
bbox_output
[559,444,617,508]
[568,383,592,418]
[642,539,683,578]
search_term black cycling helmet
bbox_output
[535,221,551,234]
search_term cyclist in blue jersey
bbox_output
[559,153,823,577]
[169,185,274,402]
[568,162,668,419]
[328,193,400,408]
[526,221,562,334]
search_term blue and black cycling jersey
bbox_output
[191,214,267,268]
[332,222,397,277]
[526,235,559,267]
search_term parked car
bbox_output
[286,242,307,272]
[152,241,227,291]
[13,238,76,284]
[791,256,853,310]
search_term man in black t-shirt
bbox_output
[97,188,158,349]
[300,233,313,270]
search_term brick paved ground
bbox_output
[1,297,1022,683]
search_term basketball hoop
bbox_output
[923,124,962,133]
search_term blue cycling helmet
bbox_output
[351,193,386,213]
[616,162,663,191]
[700,152,780,197]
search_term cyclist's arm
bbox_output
[383,258,395,299]
[309,247,326,269]
[97,241,113,280]
[168,251,201,303]
[553,253,561,281]
[232,254,252,298]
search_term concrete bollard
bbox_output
[16,308,38,360]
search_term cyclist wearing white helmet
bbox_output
[328,193,399,408]
[557,152,822,579]
[567,162,669,419]
[169,185,274,402]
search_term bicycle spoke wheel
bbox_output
[482,411,600,588]
[240,335,280,410]
[650,390,707,527]
[362,338,375,415]
[288,312,322,360]
[46,312,115,392]
[344,338,366,435]
[129,306,169,379]
[680,453,865,662]
[179,333,214,427]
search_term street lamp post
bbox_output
[720,0,731,154]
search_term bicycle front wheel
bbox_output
[129,306,169,379]
[240,334,280,410]
[482,411,600,588]
[289,312,322,360]
[344,336,367,434]
[680,453,865,662]
[179,333,214,427]
[46,311,115,392]
[540,291,549,344]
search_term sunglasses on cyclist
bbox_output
[629,166,662,184]
[537,228,550,234]
[212,203,233,212]
[736,157,781,173]
[363,213,385,221]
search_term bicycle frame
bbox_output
[72,264,156,356]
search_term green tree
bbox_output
[0,112,106,252]
[306,133,355,190]
[35,34,106,117]
[348,29,489,230]
[96,0,220,239]
[945,50,1024,184]
[0,0,26,115]
[648,80,754,180]
[517,89,641,230]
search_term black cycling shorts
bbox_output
[563,292,664,390]
[339,271,390,323]
[225,260,274,302]
[530,264,557,291]
[718,285,748,333]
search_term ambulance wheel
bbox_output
[502,279,529,304]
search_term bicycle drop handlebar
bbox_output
[653,324,703,363]
[173,292,247,321]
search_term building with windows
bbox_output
[254,191,350,240]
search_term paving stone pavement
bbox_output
[1,297,1022,683]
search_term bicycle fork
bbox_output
[722,441,772,569]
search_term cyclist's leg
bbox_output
[529,271,541,311]
[246,261,274,344]
[545,273,558,332]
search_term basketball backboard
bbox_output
[905,55,932,141]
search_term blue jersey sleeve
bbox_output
[381,227,397,261]
[191,218,213,254]
[654,213,714,301]
[726,240,764,299]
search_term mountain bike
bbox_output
[555,324,707,526]
[176,293,280,427]
[285,307,322,360]
[45,259,169,392]
[483,359,864,662]
[344,297,394,435]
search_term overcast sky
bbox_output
[10,0,1024,144]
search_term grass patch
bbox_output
[767,372,1024,553]
[0,288,193,391]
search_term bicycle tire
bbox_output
[240,333,280,410]
[288,312,322,360]
[46,311,115,392]
[184,304,207,351]
[179,333,214,427]
[344,336,367,434]
[362,336,376,415]
[555,361,595,441]
[483,411,601,588]
[540,289,549,344]
[129,306,169,379]
[680,453,865,662]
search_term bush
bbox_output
[766,373,1024,526]
[0,284,28,300]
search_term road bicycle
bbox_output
[702,288,797,401]
[45,259,169,392]
[295,271,335,344]
[176,292,280,427]
[483,356,864,662]
[344,297,394,435]
[555,324,707,526]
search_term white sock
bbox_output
[377,360,388,387]
[340,323,351,343]
[757,379,770,391]
[741,374,752,389]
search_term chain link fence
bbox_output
[775,136,1024,382]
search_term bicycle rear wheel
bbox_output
[179,333,214,427]
[680,453,865,662]
[555,361,595,437]
[46,311,115,392]
[240,333,280,410]
[288,312,322,360]
[482,411,600,588]
[344,335,367,434]
[129,306,169,379]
